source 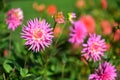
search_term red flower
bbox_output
[47,5,57,16]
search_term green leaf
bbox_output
[3,63,12,73]
[34,76,43,80]
[20,68,28,77]
[0,75,3,80]
[46,71,53,76]
[26,74,32,77]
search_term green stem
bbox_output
[43,58,48,79]
[9,31,12,54]
[2,0,6,10]
[3,73,6,80]
[54,22,67,47]
[88,61,94,73]
[40,51,49,79]
[53,22,57,31]
[24,51,30,68]
[62,63,65,79]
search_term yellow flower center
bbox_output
[14,11,19,19]
[33,29,43,40]
[55,12,64,19]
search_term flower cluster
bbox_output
[5,6,117,80]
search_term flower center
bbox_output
[55,12,63,19]
[100,74,110,80]
[76,29,81,37]
[33,29,43,40]
[14,12,19,19]
[91,42,100,52]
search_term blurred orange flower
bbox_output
[106,43,111,51]
[47,5,57,16]
[80,15,95,34]
[33,2,45,12]
[38,4,45,12]
[101,0,108,10]
[114,29,120,41]
[112,22,119,27]
[101,20,112,35]
[53,25,62,38]
[33,2,38,9]
[72,43,80,50]
[76,0,85,8]
[3,49,9,57]
[116,48,120,54]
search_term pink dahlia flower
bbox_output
[82,34,106,62]
[69,21,87,44]
[21,18,53,52]
[6,8,23,31]
[89,62,117,80]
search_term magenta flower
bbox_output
[89,62,117,80]
[21,18,53,52]
[69,21,87,44]
[6,8,23,31]
[82,34,106,62]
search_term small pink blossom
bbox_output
[6,8,23,31]
[21,18,53,52]
[82,34,106,62]
[89,62,117,80]
[54,12,65,24]
[69,21,87,44]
